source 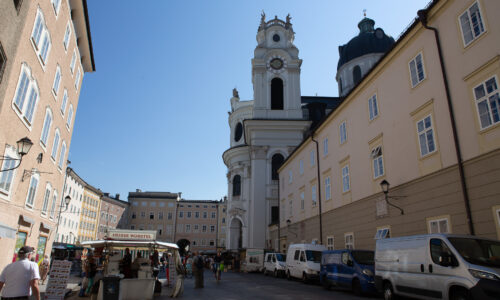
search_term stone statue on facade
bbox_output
[286,14,292,28]
[259,11,266,30]
[232,88,239,98]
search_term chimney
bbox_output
[307,102,327,129]
[136,189,142,193]
[115,193,120,199]
[104,193,110,197]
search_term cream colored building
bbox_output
[78,184,102,242]
[126,191,178,243]
[276,0,500,252]
[0,0,94,269]
[56,167,85,244]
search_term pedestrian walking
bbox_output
[0,246,41,300]
[171,251,185,298]
[39,255,50,284]
[83,252,97,296]
[192,251,204,288]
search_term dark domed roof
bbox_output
[337,17,395,70]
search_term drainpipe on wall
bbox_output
[418,9,475,235]
[311,135,323,245]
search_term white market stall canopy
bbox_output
[81,240,179,250]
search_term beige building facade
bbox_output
[56,167,85,244]
[0,0,94,270]
[276,0,500,252]
[78,184,102,242]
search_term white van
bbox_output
[264,252,286,277]
[375,234,500,300]
[286,243,327,282]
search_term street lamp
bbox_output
[379,180,404,215]
[55,195,71,243]
[286,219,298,237]
[0,137,33,172]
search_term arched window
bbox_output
[353,65,361,85]
[271,154,285,180]
[271,78,284,110]
[232,175,241,196]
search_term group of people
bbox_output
[0,246,50,300]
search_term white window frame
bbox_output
[311,185,317,206]
[66,104,74,130]
[52,65,61,97]
[323,138,328,155]
[417,115,436,157]
[459,1,486,47]
[25,172,40,209]
[375,227,391,239]
[473,76,499,130]
[299,159,304,175]
[41,183,52,216]
[12,64,40,128]
[369,94,379,120]
[409,52,426,88]
[310,150,315,166]
[49,190,57,219]
[70,50,77,74]
[51,0,61,16]
[0,147,20,198]
[327,236,334,250]
[428,217,450,234]
[342,165,350,193]
[40,108,53,147]
[51,128,60,161]
[288,170,293,184]
[31,9,51,67]
[345,233,354,249]
[63,21,71,50]
[339,122,347,144]
[75,68,81,91]
[325,177,331,200]
[371,146,384,179]
[57,141,66,169]
[60,89,68,116]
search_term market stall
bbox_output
[81,229,178,300]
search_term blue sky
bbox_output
[69,0,431,201]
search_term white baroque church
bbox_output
[223,13,393,251]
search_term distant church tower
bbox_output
[223,13,310,251]
[336,16,395,96]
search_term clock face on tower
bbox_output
[270,58,284,70]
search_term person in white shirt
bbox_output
[0,246,40,300]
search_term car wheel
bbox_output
[273,269,278,278]
[302,272,308,284]
[352,278,362,296]
[384,282,397,300]
[450,289,470,300]
[287,270,291,280]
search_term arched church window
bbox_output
[234,122,243,142]
[232,175,241,196]
[353,65,362,85]
[271,78,284,110]
[271,154,285,180]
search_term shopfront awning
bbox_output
[40,222,53,233]
[18,215,35,226]
[0,222,17,239]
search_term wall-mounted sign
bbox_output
[107,229,156,241]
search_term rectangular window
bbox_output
[58,142,66,169]
[288,170,293,183]
[31,11,44,48]
[371,146,384,179]
[51,0,61,15]
[187,211,191,218]
[299,160,304,175]
[323,138,328,155]
[13,66,39,126]
[474,77,499,129]
[211,212,216,218]
[210,225,215,232]
[342,165,350,192]
[409,53,425,87]
[63,22,71,50]
[40,109,52,146]
[52,66,61,96]
[459,1,485,47]
[327,236,334,250]
[70,50,77,74]
[41,185,51,216]
[325,177,331,200]
[369,94,379,120]
[300,191,304,210]
[75,68,81,90]
[345,233,354,249]
[0,42,6,84]
[195,212,199,218]
[310,150,315,166]
[288,199,293,217]
[203,212,207,219]
[150,212,154,220]
[25,175,39,209]
[131,212,136,219]
[140,211,145,218]
[0,148,18,195]
[51,130,60,160]
[417,115,436,156]
[375,227,391,239]
[202,225,207,232]
[194,224,199,232]
[311,185,317,206]
[185,224,191,232]
[179,211,183,218]
[50,191,57,219]
[339,122,347,144]
[428,218,449,234]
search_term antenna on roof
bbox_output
[363,9,367,17]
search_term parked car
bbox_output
[320,249,376,295]
[264,252,286,277]
[286,243,327,282]
[375,234,500,300]
[243,248,265,272]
